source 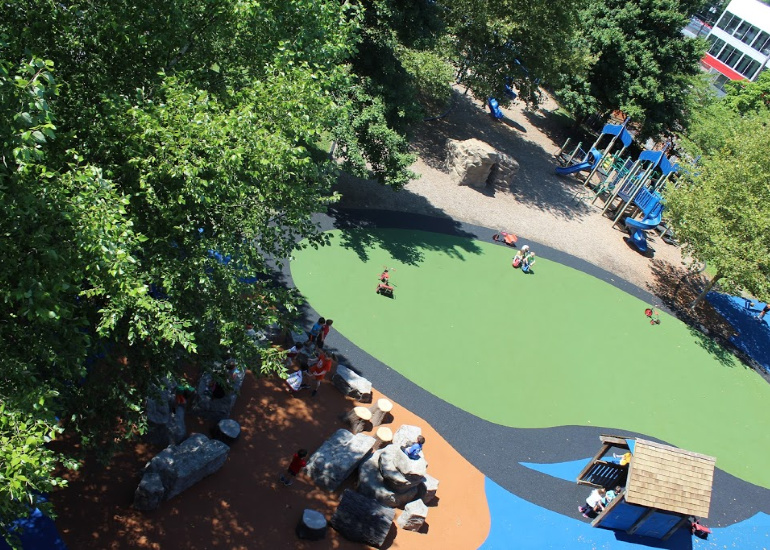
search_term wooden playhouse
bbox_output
[577,435,716,540]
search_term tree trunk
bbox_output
[690,272,722,309]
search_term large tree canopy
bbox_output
[666,74,770,306]
[557,0,706,137]
[443,0,584,105]
[0,0,419,541]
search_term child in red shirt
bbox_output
[280,449,308,486]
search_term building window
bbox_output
[708,36,726,56]
[740,58,761,79]
[712,73,730,93]
[716,12,734,31]
[717,44,739,65]
[752,31,770,55]
[740,24,760,46]
[724,14,743,35]
[734,21,752,39]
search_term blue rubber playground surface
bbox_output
[706,293,770,373]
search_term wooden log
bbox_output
[367,399,393,427]
[374,427,393,450]
[331,490,395,548]
[343,406,373,434]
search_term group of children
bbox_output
[284,317,335,397]
[279,310,428,487]
[512,244,536,273]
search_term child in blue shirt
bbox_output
[402,435,426,460]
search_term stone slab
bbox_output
[305,429,376,492]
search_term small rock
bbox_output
[396,499,428,531]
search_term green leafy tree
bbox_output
[0,1,420,541]
[350,0,454,127]
[557,0,706,137]
[665,113,770,307]
[443,0,584,105]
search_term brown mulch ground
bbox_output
[50,367,489,550]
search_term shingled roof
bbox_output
[625,438,716,518]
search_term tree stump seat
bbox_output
[215,419,241,444]
[296,508,328,541]
[367,399,393,427]
[374,427,393,450]
[343,406,373,434]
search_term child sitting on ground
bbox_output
[401,435,426,460]
[512,245,530,268]
[522,251,536,273]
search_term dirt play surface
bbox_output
[51,367,489,549]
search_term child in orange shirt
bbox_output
[307,351,334,397]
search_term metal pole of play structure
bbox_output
[565,141,582,166]
[582,118,629,188]
[555,138,571,158]
[612,165,654,228]
[651,172,670,193]
[583,134,604,163]
[588,153,620,195]
[600,161,641,212]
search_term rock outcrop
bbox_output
[445,138,519,190]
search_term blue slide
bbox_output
[555,147,601,176]
[625,206,663,253]
[554,161,592,175]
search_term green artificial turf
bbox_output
[291,228,770,489]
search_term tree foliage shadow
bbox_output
[520,104,572,145]
[647,259,747,370]
[705,292,770,376]
[50,372,368,550]
[408,90,600,220]
[327,207,483,267]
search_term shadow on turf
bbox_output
[327,207,483,266]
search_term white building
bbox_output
[703,0,770,89]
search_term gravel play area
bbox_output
[336,87,685,293]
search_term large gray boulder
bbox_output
[331,490,395,548]
[190,365,246,421]
[331,365,373,403]
[143,433,230,501]
[379,445,425,493]
[133,472,165,511]
[305,429,376,492]
[357,450,419,508]
[392,425,422,449]
[445,138,519,190]
[394,444,428,477]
